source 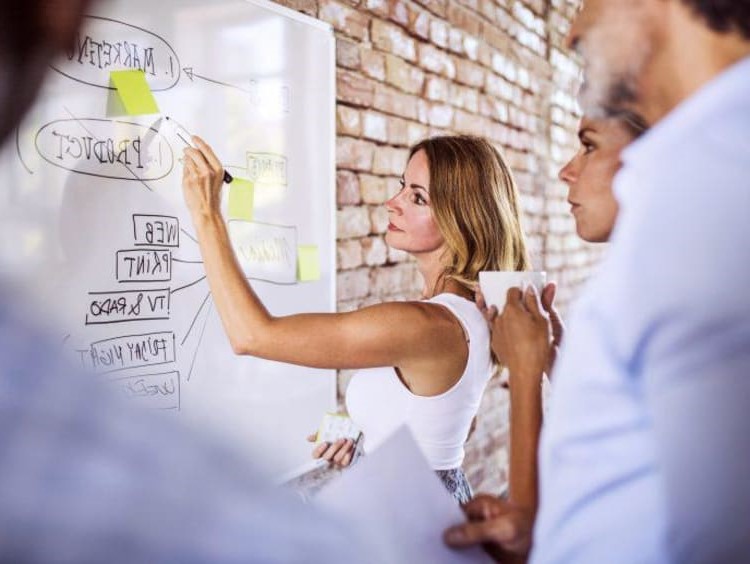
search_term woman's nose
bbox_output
[558,156,578,185]
[385,191,403,213]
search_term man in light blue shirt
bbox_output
[446,1,750,562]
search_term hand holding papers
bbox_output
[315,426,494,564]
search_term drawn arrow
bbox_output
[181,67,250,94]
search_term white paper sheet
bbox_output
[315,426,494,563]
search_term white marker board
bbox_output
[0,0,336,480]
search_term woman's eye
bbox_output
[412,193,427,205]
[582,142,596,154]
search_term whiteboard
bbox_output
[0,0,336,480]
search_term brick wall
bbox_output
[277,0,592,495]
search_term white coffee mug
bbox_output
[478,271,547,312]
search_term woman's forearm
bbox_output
[192,212,272,354]
[507,372,543,515]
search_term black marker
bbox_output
[165,116,233,184]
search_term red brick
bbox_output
[426,102,454,128]
[408,9,431,40]
[336,69,375,107]
[337,267,371,300]
[319,0,370,41]
[449,84,479,113]
[387,116,411,146]
[360,174,389,204]
[370,262,420,296]
[479,0,497,21]
[478,43,492,67]
[372,146,409,175]
[428,125,450,138]
[447,3,481,36]
[482,20,511,52]
[272,0,316,16]
[384,55,425,95]
[463,35,480,62]
[417,43,456,78]
[361,111,388,142]
[429,18,449,48]
[491,51,518,83]
[424,75,449,102]
[365,0,389,17]
[448,28,464,55]
[336,105,361,136]
[455,0,478,11]
[417,99,429,124]
[337,239,363,269]
[336,38,360,70]
[371,20,417,62]
[455,58,485,88]
[454,109,489,135]
[373,83,419,120]
[336,170,361,205]
[362,236,388,266]
[480,95,509,123]
[412,0,447,18]
[337,137,376,171]
[479,94,495,117]
[388,0,410,27]
[494,6,513,33]
[485,73,513,100]
[361,48,386,81]
[406,121,429,144]
[337,206,372,239]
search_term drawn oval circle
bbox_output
[35,118,175,182]
[51,16,181,91]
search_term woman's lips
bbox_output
[387,222,403,232]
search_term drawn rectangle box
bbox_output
[246,152,287,186]
[86,288,170,325]
[227,220,297,285]
[133,214,180,247]
[89,330,176,373]
[109,370,180,410]
[116,249,172,282]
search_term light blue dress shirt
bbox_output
[532,56,750,564]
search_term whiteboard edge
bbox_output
[326,12,338,420]
[243,0,334,33]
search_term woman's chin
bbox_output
[384,231,401,248]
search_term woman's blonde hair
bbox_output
[409,135,530,291]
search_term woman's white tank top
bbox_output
[345,293,493,470]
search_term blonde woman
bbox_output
[181,135,529,502]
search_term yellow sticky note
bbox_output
[297,245,321,282]
[228,178,254,221]
[110,70,159,115]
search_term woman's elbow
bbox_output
[226,317,275,356]
[229,335,258,356]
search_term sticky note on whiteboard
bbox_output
[110,70,160,115]
[228,178,254,221]
[297,245,321,281]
